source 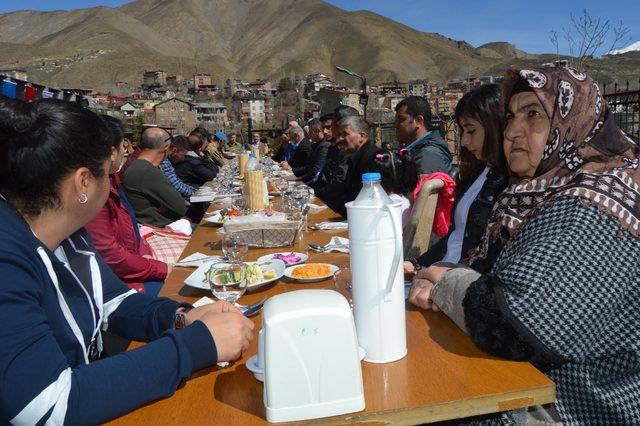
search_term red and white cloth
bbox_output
[412,173,456,237]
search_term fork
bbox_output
[236,298,267,317]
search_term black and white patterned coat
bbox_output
[463,197,640,424]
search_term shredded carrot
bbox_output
[291,263,332,279]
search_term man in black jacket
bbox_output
[326,115,383,217]
[174,134,218,187]
[313,107,358,203]
[295,118,330,184]
[280,125,312,174]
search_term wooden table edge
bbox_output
[298,384,556,425]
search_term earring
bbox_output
[77,193,88,204]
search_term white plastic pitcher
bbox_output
[345,173,407,363]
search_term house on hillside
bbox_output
[119,101,141,119]
[196,102,229,129]
[152,98,196,134]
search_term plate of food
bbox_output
[284,263,339,283]
[257,252,308,267]
[203,208,244,226]
[184,259,286,291]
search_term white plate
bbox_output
[257,252,308,267]
[284,263,339,283]
[204,210,225,226]
[184,259,286,291]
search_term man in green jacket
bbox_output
[123,128,187,227]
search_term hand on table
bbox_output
[185,301,242,325]
[415,264,452,285]
[195,306,255,362]
[408,278,440,311]
[403,261,416,275]
[279,161,292,171]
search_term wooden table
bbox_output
[110,204,555,425]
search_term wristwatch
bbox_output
[408,257,424,273]
[174,305,194,329]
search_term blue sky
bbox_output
[1,0,638,54]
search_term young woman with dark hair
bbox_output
[85,115,168,296]
[0,99,254,424]
[405,84,508,272]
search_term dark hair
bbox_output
[395,96,432,129]
[334,105,360,121]
[374,150,418,195]
[455,84,507,191]
[190,127,211,141]
[100,114,124,148]
[0,99,112,216]
[320,113,335,122]
[186,134,203,152]
[307,118,323,133]
[171,135,190,151]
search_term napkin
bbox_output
[166,219,193,236]
[193,296,216,307]
[305,203,326,214]
[316,221,348,230]
[175,252,223,267]
[323,236,349,253]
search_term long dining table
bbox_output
[109,197,555,425]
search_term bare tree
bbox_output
[550,28,560,64]
[551,9,631,70]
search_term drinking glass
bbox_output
[222,233,249,261]
[208,261,247,304]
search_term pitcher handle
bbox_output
[384,203,402,300]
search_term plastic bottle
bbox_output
[246,152,260,172]
[353,172,393,206]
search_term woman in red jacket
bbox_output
[86,116,168,295]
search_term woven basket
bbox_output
[223,219,301,248]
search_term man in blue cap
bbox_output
[206,130,232,167]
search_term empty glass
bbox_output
[208,261,247,304]
[222,232,248,261]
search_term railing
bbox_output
[603,80,640,143]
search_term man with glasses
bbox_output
[123,128,188,227]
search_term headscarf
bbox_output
[469,67,640,264]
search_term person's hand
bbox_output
[403,261,416,275]
[408,278,440,311]
[185,301,241,325]
[197,310,255,362]
[415,264,451,285]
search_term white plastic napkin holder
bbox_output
[263,289,365,423]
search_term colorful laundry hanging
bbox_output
[24,86,37,102]
[2,80,17,99]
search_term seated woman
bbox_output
[405,84,507,273]
[85,115,168,296]
[410,67,640,423]
[0,98,254,423]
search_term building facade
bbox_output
[153,98,197,134]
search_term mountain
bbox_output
[0,0,638,91]
[610,41,640,55]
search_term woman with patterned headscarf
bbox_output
[409,67,640,423]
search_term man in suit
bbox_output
[279,125,312,175]
[294,118,329,184]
